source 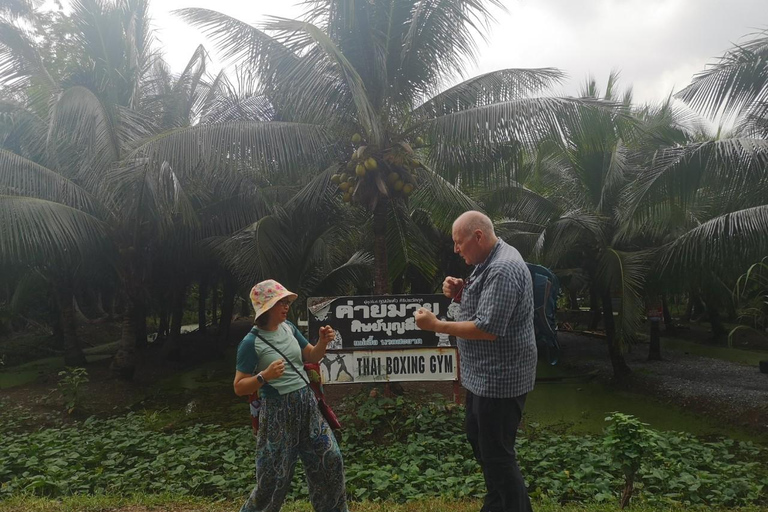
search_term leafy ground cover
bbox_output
[2,495,768,512]
[1,393,765,508]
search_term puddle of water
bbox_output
[526,361,767,444]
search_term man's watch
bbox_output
[256,373,266,385]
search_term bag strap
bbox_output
[253,329,311,388]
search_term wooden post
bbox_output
[453,349,461,405]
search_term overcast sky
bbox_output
[144,0,766,107]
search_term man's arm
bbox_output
[414,309,497,340]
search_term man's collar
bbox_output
[474,239,502,271]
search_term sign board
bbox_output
[307,295,459,351]
[318,347,458,384]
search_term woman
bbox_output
[234,279,348,512]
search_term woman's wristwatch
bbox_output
[256,372,266,385]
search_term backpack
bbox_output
[526,263,560,365]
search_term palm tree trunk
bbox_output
[661,294,676,333]
[73,296,92,325]
[157,299,169,341]
[589,288,601,330]
[568,288,579,310]
[198,277,208,333]
[111,302,137,380]
[691,292,706,321]
[682,294,694,323]
[105,289,117,320]
[211,282,219,327]
[602,293,631,379]
[372,198,389,295]
[133,300,147,349]
[57,289,87,367]
[52,311,65,349]
[217,276,237,346]
[162,286,185,360]
[648,318,662,361]
[50,294,64,348]
[707,305,727,341]
[93,290,107,318]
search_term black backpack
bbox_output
[527,263,560,365]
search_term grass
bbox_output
[661,336,767,366]
[2,496,767,512]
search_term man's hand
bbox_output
[414,308,440,332]
[442,276,464,299]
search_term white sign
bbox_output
[319,348,458,384]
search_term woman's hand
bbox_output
[318,325,335,345]
[305,326,335,363]
[262,359,285,381]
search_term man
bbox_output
[415,210,537,512]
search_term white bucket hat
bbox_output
[249,279,298,320]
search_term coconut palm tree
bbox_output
[0,0,42,20]
[479,73,658,379]
[625,31,768,294]
[0,0,329,377]
[178,0,604,294]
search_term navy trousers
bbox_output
[465,391,533,512]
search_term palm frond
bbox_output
[385,200,439,284]
[494,219,545,260]
[0,149,101,213]
[595,248,651,345]
[125,120,332,181]
[201,69,276,123]
[676,30,768,120]
[401,0,505,100]
[598,139,630,211]
[421,97,620,157]
[285,163,342,218]
[46,85,122,180]
[175,7,298,73]
[409,163,479,233]
[538,210,606,267]
[0,0,42,20]
[266,16,381,144]
[661,204,768,273]
[0,99,48,160]
[108,159,200,239]
[414,68,566,119]
[306,250,374,297]
[212,212,296,285]
[478,183,561,226]
[621,138,768,225]
[0,195,109,264]
[0,18,56,92]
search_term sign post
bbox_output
[308,295,461,394]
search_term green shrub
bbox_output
[0,394,765,507]
[56,367,89,414]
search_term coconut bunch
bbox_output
[331,133,424,209]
